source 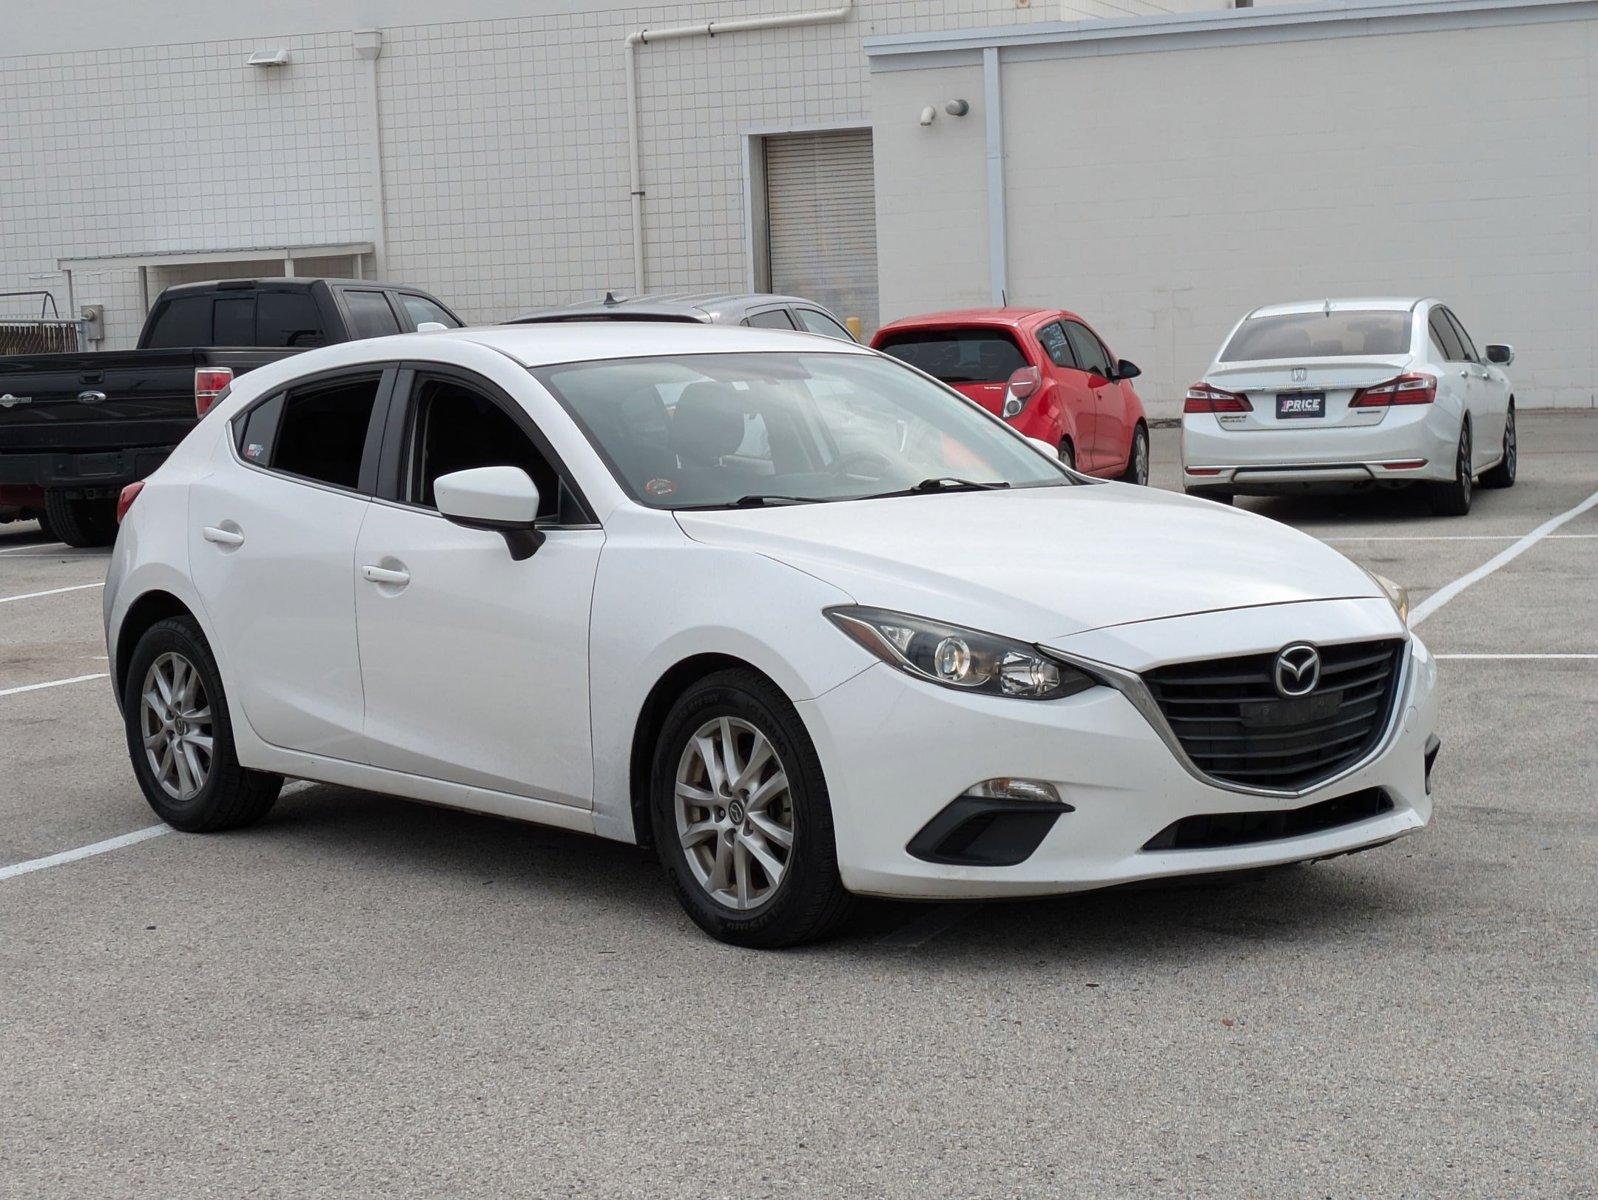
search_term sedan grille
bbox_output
[1142,639,1406,791]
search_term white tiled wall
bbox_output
[1,0,1086,348]
[873,16,1598,416]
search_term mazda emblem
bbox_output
[1274,644,1321,698]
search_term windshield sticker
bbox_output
[645,477,677,498]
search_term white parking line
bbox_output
[0,540,67,555]
[1435,653,1598,660]
[0,825,171,882]
[1324,533,1598,543]
[1410,487,1598,627]
[0,781,316,884]
[0,672,109,698]
[0,581,105,605]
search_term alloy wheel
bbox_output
[1457,425,1472,506]
[1503,410,1516,478]
[674,716,794,911]
[1133,430,1150,484]
[139,652,213,801]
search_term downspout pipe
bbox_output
[624,3,853,295]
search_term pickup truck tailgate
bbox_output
[0,349,206,452]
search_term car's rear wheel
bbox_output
[650,669,851,948]
[1427,420,1473,516]
[1058,439,1076,472]
[44,489,116,548]
[1481,403,1516,489]
[1118,423,1150,486]
[123,616,282,832]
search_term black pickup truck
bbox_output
[0,277,462,545]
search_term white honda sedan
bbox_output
[1182,298,1516,515]
[106,324,1439,946]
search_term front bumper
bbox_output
[0,446,175,492]
[1181,405,1457,492]
[799,601,1437,900]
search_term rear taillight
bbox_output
[1350,373,1436,408]
[1184,382,1252,414]
[195,367,234,417]
[116,481,145,524]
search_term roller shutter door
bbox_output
[764,129,878,334]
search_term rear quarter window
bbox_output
[876,329,1027,384]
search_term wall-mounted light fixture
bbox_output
[945,99,970,117]
[247,49,291,67]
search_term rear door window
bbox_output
[344,290,402,339]
[213,296,255,345]
[258,291,326,347]
[267,374,384,490]
[876,329,1027,384]
[1442,309,1479,362]
[1063,322,1112,378]
[143,295,213,348]
[1429,311,1467,362]
[397,293,461,330]
[744,309,797,330]
[1038,322,1076,369]
[794,308,854,341]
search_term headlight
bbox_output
[1367,571,1410,626]
[825,606,1097,700]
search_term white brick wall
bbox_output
[1,0,1088,348]
[873,13,1598,416]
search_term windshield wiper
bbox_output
[909,477,1011,493]
[682,494,824,509]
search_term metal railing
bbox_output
[0,291,85,355]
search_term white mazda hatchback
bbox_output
[107,324,1439,946]
[1182,298,1516,515]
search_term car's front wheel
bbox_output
[123,616,283,831]
[650,669,851,947]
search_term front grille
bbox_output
[1143,639,1405,791]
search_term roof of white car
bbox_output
[426,321,870,367]
[1247,298,1426,318]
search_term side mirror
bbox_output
[1003,365,1042,419]
[434,466,545,561]
[1115,358,1142,380]
[1484,344,1514,367]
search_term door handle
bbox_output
[78,390,107,403]
[202,525,245,547]
[361,564,411,586]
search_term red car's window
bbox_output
[876,329,1027,385]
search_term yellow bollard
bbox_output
[844,316,863,342]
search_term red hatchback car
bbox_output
[872,308,1150,483]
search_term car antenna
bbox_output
[604,290,619,306]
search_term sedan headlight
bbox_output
[825,606,1097,700]
[1367,571,1410,626]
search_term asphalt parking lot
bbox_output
[2,410,1594,1198]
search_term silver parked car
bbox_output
[506,291,857,341]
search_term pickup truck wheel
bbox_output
[44,490,116,547]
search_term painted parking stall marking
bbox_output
[0,672,109,698]
[0,581,105,605]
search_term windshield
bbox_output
[533,351,1070,510]
[1221,310,1412,361]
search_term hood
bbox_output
[674,483,1381,642]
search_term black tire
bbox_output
[1427,420,1473,516]
[650,668,852,948]
[123,616,282,832]
[44,489,116,548]
[1481,403,1516,489]
[1185,487,1233,506]
[1058,439,1077,472]
[1118,422,1150,485]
